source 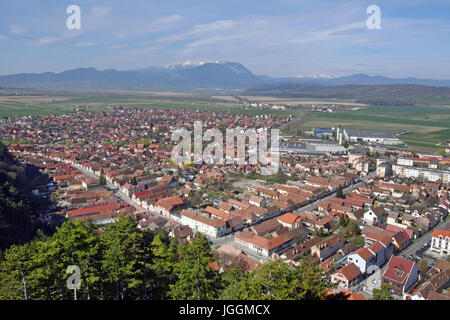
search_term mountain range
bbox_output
[2,61,450,91]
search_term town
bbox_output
[1,104,449,301]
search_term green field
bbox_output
[1,92,449,152]
[0,91,299,118]
[297,105,450,151]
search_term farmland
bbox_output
[1,91,449,152]
[297,105,450,152]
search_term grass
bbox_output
[297,105,450,151]
[0,92,300,118]
[1,92,449,152]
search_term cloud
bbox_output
[115,14,183,38]
[28,37,62,46]
[91,6,112,18]
[155,19,238,44]
[9,25,27,35]
[0,35,8,40]
[75,41,97,47]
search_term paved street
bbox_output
[400,215,449,264]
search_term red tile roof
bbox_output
[382,256,415,284]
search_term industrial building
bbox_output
[279,142,346,155]
[343,129,402,145]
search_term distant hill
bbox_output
[2,61,450,105]
[245,83,450,106]
[0,61,262,90]
[2,61,450,91]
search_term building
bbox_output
[234,230,294,258]
[363,206,388,225]
[278,141,346,155]
[346,238,393,274]
[382,255,418,295]
[431,229,450,256]
[331,263,362,289]
[343,129,402,145]
[392,162,450,183]
[277,213,303,229]
[376,162,392,178]
[310,234,346,262]
[180,210,227,238]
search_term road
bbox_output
[399,215,449,264]
[213,178,366,255]
[70,160,370,262]
[72,163,142,210]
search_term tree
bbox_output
[54,220,101,300]
[220,259,333,300]
[100,217,143,300]
[150,231,178,299]
[419,259,429,277]
[0,241,38,300]
[437,149,447,157]
[168,233,221,300]
[99,169,107,186]
[372,284,395,300]
[336,186,344,199]
[339,214,349,227]
[346,220,361,236]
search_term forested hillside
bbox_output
[0,217,343,300]
[0,141,53,249]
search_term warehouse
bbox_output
[343,129,402,145]
[279,142,346,155]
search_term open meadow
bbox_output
[296,105,450,152]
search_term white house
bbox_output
[180,210,227,238]
[431,229,450,256]
[363,206,388,225]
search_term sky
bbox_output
[0,0,450,79]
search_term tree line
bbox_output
[0,217,342,300]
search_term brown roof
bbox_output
[181,210,226,229]
[352,247,375,261]
[335,263,361,281]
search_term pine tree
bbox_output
[99,169,107,186]
[168,233,220,300]
[150,231,178,299]
[100,217,143,300]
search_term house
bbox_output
[234,230,294,258]
[154,195,186,216]
[382,255,418,295]
[204,205,232,221]
[331,263,362,289]
[138,215,167,230]
[414,260,450,300]
[169,225,194,244]
[346,237,393,274]
[249,195,265,207]
[319,257,335,273]
[311,234,346,262]
[346,247,376,274]
[251,219,281,236]
[347,208,364,222]
[431,229,450,256]
[180,210,227,238]
[363,206,388,225]
[277,213,303,229]
[281,237,321,263]
[225,215,245,233]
